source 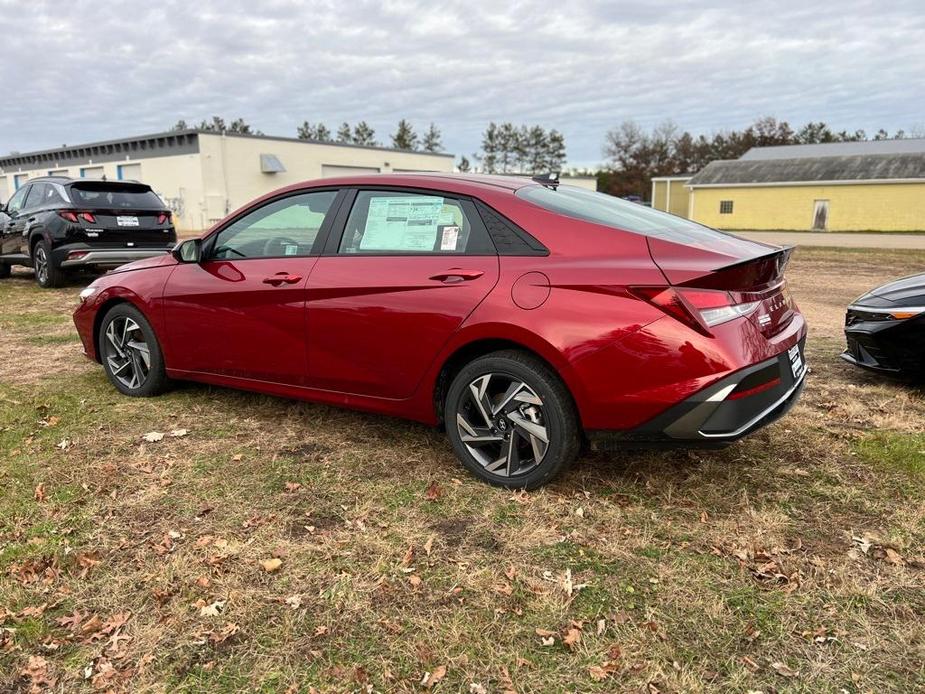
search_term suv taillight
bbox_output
[630,286,759,335]
[157,212,171,225]
[58,210,79,223]
[79,212,96,223]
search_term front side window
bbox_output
[210,190,337,260]
[5,185,29,215]
[339,190,492,254]
[516,184,756,254]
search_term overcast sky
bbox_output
[1,0,923,167]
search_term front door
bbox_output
[812,200,829,231]
[306,189,499,399]
[162,189,340,385]
[2,185,32,256]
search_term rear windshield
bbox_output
[516,184,755,252]
[67,184,164,210]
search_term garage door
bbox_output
[81,166,105,179]
[0,177,9,204]
[321,165,380,178]
[117,163,142,181]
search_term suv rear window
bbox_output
[516,184,752,251]
[68,183,164,210]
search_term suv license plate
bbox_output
[788,344,805,379]
[117,216,139,227]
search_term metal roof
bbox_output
[741,138,925,160]
[687,152,925,187]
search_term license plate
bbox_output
[788,344,805,379]
[116,216,139,227]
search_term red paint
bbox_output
[74,174,807,434]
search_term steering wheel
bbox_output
[262,237,301,256]
[214,245,247,259]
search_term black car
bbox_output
[0,176,176,288]
[842,272,925,380]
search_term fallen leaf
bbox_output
[540,636,555,646]
[33,483,46,502]
[56,438,70,450]
[169,428,189,437]
[401,545,414,567]
[142,432,164,442]
[424,664,447,688]
[285,595,303,609]
[209,622,239,645]
[589,665,609,681]
[199,600,225,617]
[535,628,556,637]
[771,661,799,678]
[408,574,422,588]
[884,548,904,566]
[563,627,581,649]
[284,481,302,493]
[423,535,435,556]
[424,481,442,501]
[261,558,283,573]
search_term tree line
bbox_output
[599,117,920,198]
[172,117,442,152]
[472,123,567,175]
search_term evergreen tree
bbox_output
[336,122,353,143]
[544,129,567,172]
[297,122,332,141]
[421,123,443,152]
[391,119,418,150]
[457,155,471,173]
[352,121,378,146]
[478,123,500,173]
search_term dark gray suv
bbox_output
[0,176,176,287]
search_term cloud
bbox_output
[0,0,923,165]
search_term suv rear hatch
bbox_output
[66,181,174,245]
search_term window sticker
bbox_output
[440,225,460,251]
[360,196,445,251]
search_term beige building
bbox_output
[0,130,455,234]
[650,175,692,216]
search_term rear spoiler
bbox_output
[676,246,795,291]
[69,180,153,193]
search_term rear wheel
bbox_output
[33,240,64,288]
[445,350,581,489]
[99,304,170,397]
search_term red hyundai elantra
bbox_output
[73,173,807,488]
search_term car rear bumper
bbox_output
[590,336,807,450]
[57,247,173,268]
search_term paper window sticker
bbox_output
[440,225,460,251]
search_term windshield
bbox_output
[516,184,756,253]
[68,184,164,210]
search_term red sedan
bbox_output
[73,173,807,488]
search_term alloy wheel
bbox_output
[34,247,48,284]
[104,317,151,389]
[455,373,549,478]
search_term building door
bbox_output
[812,200,829,231]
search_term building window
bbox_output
[719,200,734,214]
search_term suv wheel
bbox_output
[99,304,170,397]
[33,240,64,288]
[445,350,580,489]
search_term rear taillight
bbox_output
[79,212,96,223]
[58,210,79,223]
[630,286,759,335]
[157,212,171,225]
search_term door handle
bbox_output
[429,269,484,283]
[262,272,303,286]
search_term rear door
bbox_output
[1,185,31,255]
[162,189,340,385]
[305,188,499,399]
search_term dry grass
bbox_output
[1,249,924,693]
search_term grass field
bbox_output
[1,248,924,693]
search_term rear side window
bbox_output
[339,190,494,255]
[516,184,754,253]
[26,183,68,209]
[68,184,164,210]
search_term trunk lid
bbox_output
[647,235,796,337]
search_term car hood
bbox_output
[109,253,177,275]
[854,271,925,307]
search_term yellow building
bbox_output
[650,175,692,217]
[684,139,925,232]
[0,130,455,235]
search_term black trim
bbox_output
[474,200,549,256]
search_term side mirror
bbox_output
[172,238,202,263]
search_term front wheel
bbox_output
[99,304,170,397]
[445,350,581,489]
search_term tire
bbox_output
[445,350,581,489]
[0,263,10,279]
[33,239,64,288]
[98,303,170,397]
